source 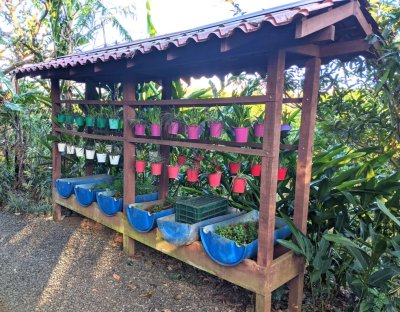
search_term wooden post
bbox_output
[51,78,62,221]
[256,50,286,312]
[158,79,173,199]
[123,81,136,256]
[288,56,321,311]
[84,81,97,176]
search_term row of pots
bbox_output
[57,143,120,165]
[57,114,123,130]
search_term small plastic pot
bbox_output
[96,153,107,163]
[75,116,85,127]
[277,168,288,181]
[208,172,222,187]
[57,114,66,123]
[75,147,85,158]
[65,115,74,124]
[151,124,161,137]
[96,117,107,129]
[229,162,240,175]
[250,164,262,177]
[109,118,120,130]
[134,124,146,136]
[85,116,95,127]
[187,168,199,183]
[188,125,199,140]
[136,160,146,173]
[177,155,187,166]
[167,165,179,179]
[210,122,223,137]
[234,127,249,143]
[233,178,246,193]
[66,144,75,155]
[85,149,95,160]
[109,155,120,166]
[168,122,179,135]
[254,123,265,138]
[57,143,66,153]
[151,163,163,176]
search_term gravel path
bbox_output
[0,211,255,312]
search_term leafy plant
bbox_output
[136,149,147,161]
[215,222,258,245]
[181,108,205,126]
[225,105,252,128]
[96,141,108,154]
[143,107,161,124]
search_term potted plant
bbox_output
[167,154,179,179]
[64,106,74,125]
[96,178,124,216]
[144,107,161,137]
[96,141,108,163]
[208,162,222,187]
[281,108,299,138]
[186,160,200,183]
[109,145,121,166]
[250,157,262,177]
[150,154,163,176]
[229,161,240,175]
[85,140,96,160]
[278,156,289,181]
[95,107,108,129]
[65,135,75,155]
[135,150,147,173]
[161,108,180,135]
[57,108,66,124]
[130,110,146,136]
[182,108,205,140]
[85,106,97,128]
[74,137,85,158]
[207,108,223,138]
[230,105,252,143]
[108,107,121,130]
[253,112,265,138]
[75,114,85,127]
[232,172,250,193]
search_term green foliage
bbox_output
[215,222,258,245]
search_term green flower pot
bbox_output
[119,119,124,130]
[65,115,74,124]
[75,116,85,127]
[96,117,107,129]
[109,118,120,130]
[57,114,66,123]
[86,116,95,127]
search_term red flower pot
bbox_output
[188,125,199,140]
[151,163,163,176]
[151,124,161,137]
[234,127,249,143]
[208,172,222,187]
[136,160,146,173]
[254,123,265,138]
[210,122,223,137]
[177,155,187,166]
[187,168,199,183]
[134,124,145,136]
[168,121,179,135]
[194,160,201,168]
[277,168,288,181]
[250,164,262,177]
[229,162,240,175]
[233,178,246,193]
[167,165,179,179]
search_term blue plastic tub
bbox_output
[157,210,243,246]
[136,192,158,203]
[200,210,291,266]
[74,183,111,207]
[126,199,175,233]
[56,174,112,199]
[96,191,123,216]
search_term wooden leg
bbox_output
[256,292,272,312]
[123,234,135,257]
[53,202,62,221]
[288,273,305,311]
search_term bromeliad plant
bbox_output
[150,154,164,176]
[130,109,147,136]
[144,107,161,136]
[108,107,122,130]
[225,105,253,143]
[182,108,206,140]
[161,107,181,135]
[96,141,108,163]
[135,149,147,173]
[167,154,179,179]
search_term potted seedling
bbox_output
[167,154,179,179]
[182,108,205,140]
[281,108,299,139]
[150,154,163,176]
[75,114,85,127]
[135,150,147,173]
[144,107,161,137]
[57,108,66,124]
[130,109,146,136]
[96,178,124,216]
[186,160,200,183]
[230,105,252,143]
[85,140,96,160]
[64,106,74,125]
[253,112,265,138]
[109,145,121,166]
[207,108,223,138]
[161,108,180,135]
[278,155,289,181]
[86,106,97,128]
[229,161,240,175]
[74,137,85,158]
[65,135,75,155]
[96,141,108,163]
[96,107,108,129]
[108,107,121,130]
[56,134,67,153]
[232,172,250,193]
[250,156,262,177]
[208,163,222,188]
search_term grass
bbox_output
[4,192,52,215]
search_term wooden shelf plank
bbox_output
[54,128,124,141]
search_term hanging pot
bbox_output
[66,144,75,155]
[188,125,199,140]
[75,147,85,158]
[277,168,288,181]
[85,149,95,160]
[233,178,246,193]
[96,153,107,163]
[75,116,85,127]
[168,121,179,135]
[109,118,120,130]
[250,164,262,177]
[208,172,222,187]
[85,116,95,127]
[234,127,249,143]
[187,168,199,183]
[167,165,179,179]
[57,143,66,153]
[151,163,163,176]
[210,122,223,138]
[229,162,240,175]
[109,155,120,166]
[65,115,74,124]
[177,155,187,166]
[254,123,265,138]
[151,124,161,137]
[136,160,146,173]
[134,124,146,136]
[57,114,66,123]
[96,117,107,129]
[106,145,113,153]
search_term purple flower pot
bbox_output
[210,122,222,137]
[168,121,179,135]
[281,124,291,132]
[135,124,145,136]
[188,125,199,140]
[254,123,265,138]
[151,124,161,137]
[234,127,249,143]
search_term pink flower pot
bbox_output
[135,124,145,136]
[151,163,162,176]
[187,168,199,183]
[229,162,240,175]
[234,127,249,143]
[254,123,265,138]
[168,121,179,135]
[278,168,288,181]
[250,164,262,177]
[177,155,187,166]
[167,165,179,179]
[210,122,222,137]
[188,125,199,140]
[233,178,246,193]
[151,124,161,137]
[208,172,222,187]
[136,160,146,173]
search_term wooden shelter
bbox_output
[11,1,379,311]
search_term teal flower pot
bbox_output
[75,116,85,127]
[57,114,66,123]
[86,116,95,127]
[109,118,120,130]
[96,117,107,129]
[65,115,74,124]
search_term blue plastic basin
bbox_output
[96,191,123,216]
[74,183,109,207]
[200,211,291,266]
[126,200,175,233]
[135,192,158,203]
[56,175,112,199]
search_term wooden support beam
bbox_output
[286,44,320,57]
[295,1,355,38]
[51,78,62,221]
[320,39,371,58]
[84,81,97,176]
[288,57,321,312]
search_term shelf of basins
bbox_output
[54,189,303,295]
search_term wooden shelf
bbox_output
[54,128,124,142]
[54,190,303,295]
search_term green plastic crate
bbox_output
[175,195,228,224]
